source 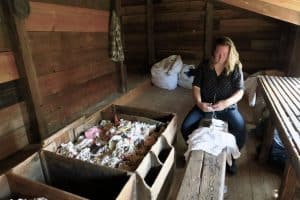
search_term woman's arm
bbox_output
[193,86,213,112]
[212,89,244,111]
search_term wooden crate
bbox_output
[40,104,177,199]
[7,151,136,200]
[136,136,175,200]
[42,104,177,171]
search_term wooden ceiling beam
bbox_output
[215,0,300,25]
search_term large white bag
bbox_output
[178,64,195,89]
[151,55,183,90]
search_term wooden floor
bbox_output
[126,73,300,200]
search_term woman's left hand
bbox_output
[212,100,229,111]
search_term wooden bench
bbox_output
[258,75,300,200]
[177,119,228,200]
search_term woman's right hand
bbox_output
[196,102,213,112]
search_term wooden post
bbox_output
[3,0,48,139]
[278,162,297,200]
[259,117,275,162]
[204,1,214,59]
[287,27,300,77]
[146,0,155,68]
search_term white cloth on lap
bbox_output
[184,126,241,166]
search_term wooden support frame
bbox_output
[279,162,297,200]
[258,117,275,162]
[147,0,155,68]
[3,0,48,140]
[204,1,214,59]
[215,0,300,26]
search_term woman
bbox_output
[181,36,246,174]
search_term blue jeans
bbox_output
[181,105,246,149]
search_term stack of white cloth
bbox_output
[184,119,241,166]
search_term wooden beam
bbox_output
[3,0,47,140]
[147,0,155,67]
[215,0,300,26]
[287,27,300,77]
[205,1,214,59]
[279,162,297,200]
[0,52,19,84]
[25,1,109,32]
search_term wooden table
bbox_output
[258,75,300,200]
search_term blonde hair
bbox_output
[212,36,242,75]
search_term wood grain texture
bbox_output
[0,80,24,109]
[43,73,118,135]
[217,0,300,25]
[30,0,110,10]
[38,58,115,98]
[0,126,29,160]
[278,162,297,200]
[4,0,48,139]
[28,32,109,56]
[0,102,29,137]
[25,1,109,32]
[176,151,204,200]
[0,52,19,84]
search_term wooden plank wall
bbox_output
[121,1,148,72]
[121,0,290,73]
[0,5,30,160]
[213,2,287,73]
[24,0,118,137]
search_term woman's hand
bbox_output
[212,100,229,111]
[197,102,214,112]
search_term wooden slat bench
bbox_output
[258,75,300,200]
[177,119,228,200]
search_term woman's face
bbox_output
[213,44,229,65]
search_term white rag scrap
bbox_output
[184,126,241,166]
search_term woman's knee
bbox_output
[181,106,204,141]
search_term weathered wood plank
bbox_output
[25,1,109,32]
[0,4,11,51]
[44,73,118,134]
[0,52,19,84]
[176,151,204,200]
[199,152,226,200]
[0,126,29,160]
[0,80,24,109]
[4,0,48,138]
[258,77,300,178]
[0,102,29,137]
[32,47,111,77]
[278,162,297,200]
[7,173,86,200]
[267,77,300,133]
[28,32,109,55]
[147,0,155,67]
[38,60,115,98]
[154,1,205,13]
[205,1,214,59]
[219,18,281,32]
[217,0,300,26]
[30,0,110,10]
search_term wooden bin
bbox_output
[135,146,175,200]
[42,104,177,171]
[8,151,136,200]
[0,173,86,200]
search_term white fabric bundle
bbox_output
[184,122,240,166]
[151,55,183,90]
